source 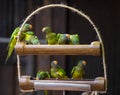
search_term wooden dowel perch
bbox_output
[19,76,105,92]
[15,41,100,56]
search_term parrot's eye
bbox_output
[15,35,18,39]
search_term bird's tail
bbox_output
[5,55,9,64]
[5,45,14,64]
[44,90,48,95]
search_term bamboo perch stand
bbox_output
[15,41,100,56]
[19,76,105,92]
[15,4,107,93]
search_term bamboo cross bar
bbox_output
[19,76,105,92]
[15,41,100,56]
[34,82,91,91]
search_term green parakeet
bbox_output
[36,71,50,80]
[71,60,87,79]
[69,34,80,45]
[36,71,50,95]
[50,60,68,79]
[42,26,58,44]
[23,31,40,45]
[5,24,32,63]
[57,34,70,44]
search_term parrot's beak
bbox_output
[42,27,46,32]
[66,34,70,38]
[36,77,39,80]
[29,24,33,30]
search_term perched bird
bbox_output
[23,31,40,45]
[42,26,58,44]
[36,71,50,95]
[50,60,68,95]
[5,24,32,63]
[36,71,50,80]
[42,26,80,45]
[71,60,87,79]
[69,34,80,45]
[50,60,68,79]
[57,33,70,44]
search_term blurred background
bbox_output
[0,0,119,95]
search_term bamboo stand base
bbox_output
[19,76,105,92]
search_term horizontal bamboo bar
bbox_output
[34,82,90,91]
[15,41,100,56]
[19,76,105,92]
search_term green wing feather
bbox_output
[7,27,19,50]
[69,34,80,45]
[57,66,66,75]
[71,66,75,75]
[57,66,68,79]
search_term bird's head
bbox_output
[42,26,52,34]
[51,60,58,67]
[22,24,33,31]
[36,71,44,80]
[65,34,70,40]
[77,60,87,66]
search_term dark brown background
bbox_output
[0,0,119,95]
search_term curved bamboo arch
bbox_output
[16,4,107,92]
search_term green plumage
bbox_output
[57,34,69,44]
[36,71,50,80]
[71,60,87,79]
[5,24,33,63]
[23,31,40,45]
[36,71,50,95]
[69,34,80,45]
[50,60,68,79]
[42,26,80,45]
[42,26,58,44]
